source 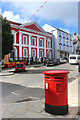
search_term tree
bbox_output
[2,16,14,59]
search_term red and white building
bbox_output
[9,21,53,60]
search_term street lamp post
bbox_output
[73,32,80,75]
[73,32,80,55]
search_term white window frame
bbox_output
[23,35,27,45]
[23,48,28,57]
[40,50,43,57]
[47,39,51,48]
[40,39,43,47]
[32,49,36,57]
[32,37,36,46]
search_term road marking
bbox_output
[11,90,20,96]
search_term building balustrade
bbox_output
[67,38,69,40]
[67,45,69,47]
[59,35,62,37]
[63,44,66,46]
[63,37,65,39]
[59,43,62,45]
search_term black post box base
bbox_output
[45,103,68,115]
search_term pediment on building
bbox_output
[22,21,46,33]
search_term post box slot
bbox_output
[54,76,63,79]
[45,76,50,78]
[45,77,50,78]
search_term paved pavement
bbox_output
[0,63,79,118]
[1,78,79,118]
[0,63,78,105]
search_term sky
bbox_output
[0,0,79,35]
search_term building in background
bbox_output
[43,24,73,58]
[9,21,53,61]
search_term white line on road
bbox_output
[11,90,20,96]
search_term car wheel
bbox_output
[15,70,17,73]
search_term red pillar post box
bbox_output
[43,70,70,115]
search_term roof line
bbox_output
[45,24,73,36]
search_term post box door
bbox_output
[45,78,67,106]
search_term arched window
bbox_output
[40,39,43,47]
[47,50,49,59]
[14,47,17,59]
[47,38,51,48]
[32,49,36,57]
[47,50,51,59]
[32,37,36,46]
[23,48,27,58]
[23,36,27,45]
[49,51,51,58]
[40,50,43,57]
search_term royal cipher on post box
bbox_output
[43,70,70,115]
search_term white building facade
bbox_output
[43,24,73,58]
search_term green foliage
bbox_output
[2,16,14,59]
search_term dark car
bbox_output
[15,62,26,72]
[44,59,57,67]
[56,58,60,64]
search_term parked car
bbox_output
[60,58,67,63]
[55,58,60,65]
[53,59,58,65]
[64,57,69,62]
[15,62,26,72]
[45,59,54,67]
[44,59,59,67]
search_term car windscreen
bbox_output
[49,59,53,61]
[47,59,52,62]
[70,57,76,59]
[16,64,24,68]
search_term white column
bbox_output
[29,34,31,58]
[44,38,46,57]
[37,36,39,59]
[19,31,22,60]
[12,30,16,44]
[14,32,16,44]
